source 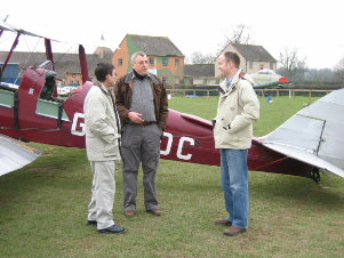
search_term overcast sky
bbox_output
[1,0,343,69]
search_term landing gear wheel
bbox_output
[310,167,320,183]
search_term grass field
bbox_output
[1,95,343,257]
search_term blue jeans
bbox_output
[220,149,248,229]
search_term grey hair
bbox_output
[131,51,147,64]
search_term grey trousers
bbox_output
[121,123,161,211]
[88,161,116,230]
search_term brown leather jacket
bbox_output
[114,71,169,131]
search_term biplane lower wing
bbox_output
[257,88,344,178]
[0,134,42,176]
[259,142,344,178]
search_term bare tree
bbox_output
[218,24,253,52]
[277,47,307,82]
[187,51,216,64]
[305,69,336,84]
[334,57,344,83]
[186,23,253,64]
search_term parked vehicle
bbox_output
[70,86,83,96]
[0,82,19,90]
[57,86,78,97]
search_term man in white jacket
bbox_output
[84,63,125,234]
[213,52,259,236]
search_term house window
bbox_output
[249,62,253,69]
[162,57,168,66]
[118,59,123,66]
[149,58,155,65]
[260,64,264,70]
[270,63,274,70]
[175,59,180,66]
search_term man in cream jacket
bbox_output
[84,63,125,234]
[213,52,260,236]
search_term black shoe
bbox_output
[87,220,97,226]
[97,225,126,234]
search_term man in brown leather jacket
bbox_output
[114,51,168,218]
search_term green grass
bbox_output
[1,95,343,257]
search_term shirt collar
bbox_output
[226,78,233,88]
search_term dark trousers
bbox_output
[121,123,161,211]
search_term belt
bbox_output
[141,121,155,126]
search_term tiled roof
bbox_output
[128,34,184,57]
[184,64,215,77]
[0,48,112,79]
[231,44,277,62]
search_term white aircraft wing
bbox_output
[0,19,58,40]
[0,20,16,32]
[0,135,42,176]
[258,88,344,178]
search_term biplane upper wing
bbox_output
[0,20,42,38]
[0,135,42,176]
[0,20,16,32]
[258,88,344,178]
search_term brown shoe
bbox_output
[214,219,232,226]
[223,226,246,236]
[125,210,135,218]
[146,208,161,216]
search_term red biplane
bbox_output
[1,20,343,181]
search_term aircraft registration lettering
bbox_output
[160,132,195,161]
[177,137,195,160]
[160,132,173,155]
[71,112,85,136]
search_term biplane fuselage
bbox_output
[0,65,312,178]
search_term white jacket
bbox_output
[84,82,121,161]
[213,69,260,149]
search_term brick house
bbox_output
[112,34,184,87]
[215,43,277,77]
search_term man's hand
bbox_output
[223,124,231,130]
[128,112,144,124]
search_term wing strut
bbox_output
[44,38,55,71]
[1,32,21,74]
[79,44,89,84]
